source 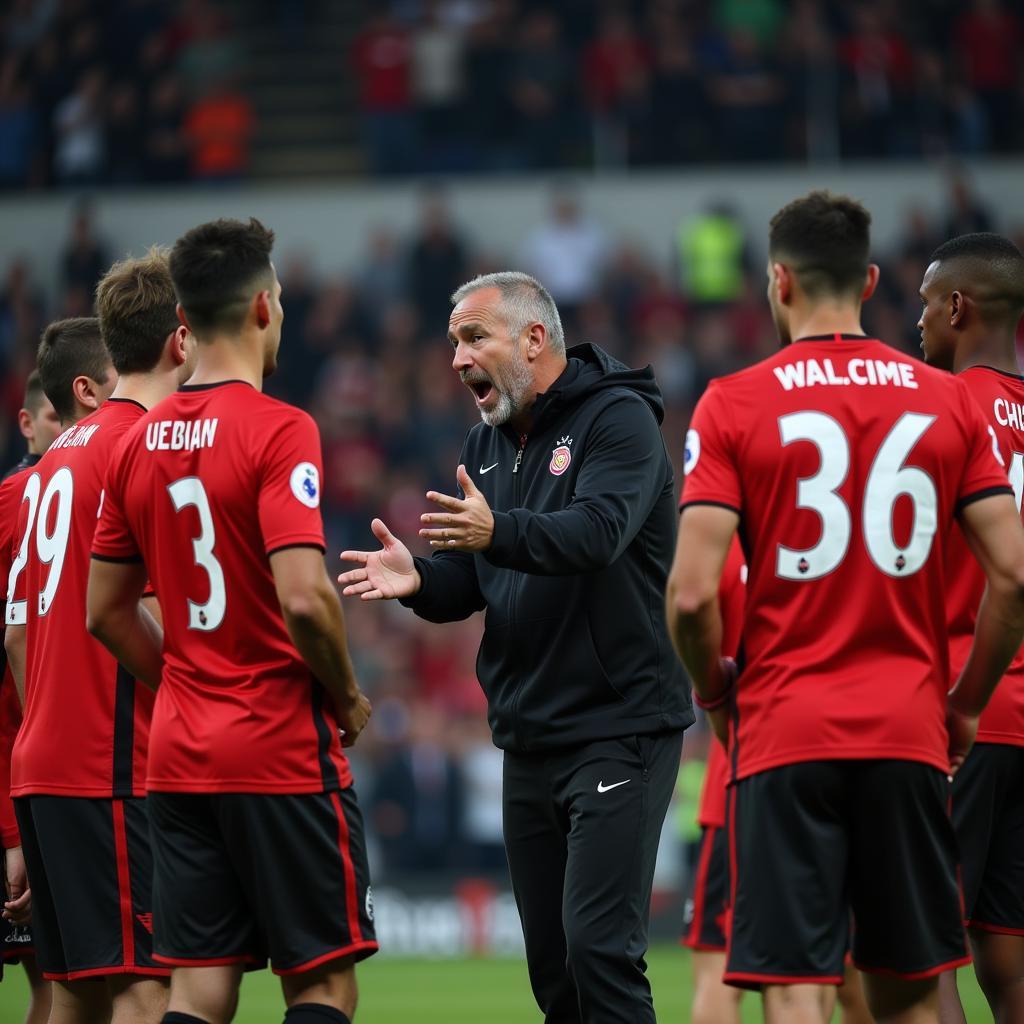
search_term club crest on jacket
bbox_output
[550,436,573,476]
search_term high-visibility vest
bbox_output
[677,214,745,303]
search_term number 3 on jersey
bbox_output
[777,411,938,581]
[5,468,74,625]
[168,477,225,631]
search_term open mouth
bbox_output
[466,378,494,404]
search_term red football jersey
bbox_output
[680,335,1012,781]
[0,460,37,845]
[695,536,746,828]
[91,381,351,794]
[7,400,154,798]
[946,366,1024,745]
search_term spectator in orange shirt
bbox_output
[182,77,253,181]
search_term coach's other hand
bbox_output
[420,464,495,552]
[339,518,421,600]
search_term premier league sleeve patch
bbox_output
[290,462,321,508]
[683,429,700,476]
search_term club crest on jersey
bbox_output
[290,462,320,508]
[684,429,700,475]
[550,436,573,476]
[365,886,374,922]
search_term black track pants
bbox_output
[502,731,684,1024]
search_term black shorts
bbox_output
[682,824,730,952]
[953,742,1024,935]
[726,760,970,988]
[148,787,378,974]
[13,795,165,981]
[1,919,33,964]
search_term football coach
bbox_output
[339,271,691,1024]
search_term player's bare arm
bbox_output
[951,493,1024,734]
[270,545,371,746]
[3,623,26,708]
[419,464,495,552]
[338,517,422,600]
[85,559,164,689]
[666,504,740,743]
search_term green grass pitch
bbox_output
[0,946,992,1021]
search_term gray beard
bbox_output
[478,346,535,427]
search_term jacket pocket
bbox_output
[513,614,626,729]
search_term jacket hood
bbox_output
[538,343,665,426]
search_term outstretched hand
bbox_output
[339,519,421,600]
[419,465,495,552]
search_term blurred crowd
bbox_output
[1,177,1021,876]
[2,0,1024,188]
[355,0,1024,174]
[0,0,253,188]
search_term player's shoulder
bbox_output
[961,364,1024,398]
[247,389,319,441]
[0,462,31,498]
[0,465,30,525]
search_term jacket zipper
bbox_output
[508,433,527,745]
[512,434,527,474]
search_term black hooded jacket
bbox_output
[403,343,693,752]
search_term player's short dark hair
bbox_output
[95,247,180,375]
[769,191,872,299]
[22,370,48,415]
[929,232,1024,325]
[169,217,275,336]
[36,317,110,422]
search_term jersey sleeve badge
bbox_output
[684,429,700,475]
[289,462,321,508]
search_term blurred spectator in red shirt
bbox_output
[839,3,914,156]
[954,0,1022,152]
[583,9,651,167]
[352,14,416,174]
[584,10,650,114]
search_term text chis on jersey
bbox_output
[946,366,1024,746]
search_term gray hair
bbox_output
[450,271,565,356]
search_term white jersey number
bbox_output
[4,468,75,624]
[168,477,226,632]
[1009,451,1024,513]
[777,412,938,580]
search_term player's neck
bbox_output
[787,304,865,343]
[954,330,1021,377]
[108,372,179,412]
[187,350,265,391]
[60,405,92,430]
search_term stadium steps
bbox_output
[222,2,369,180]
